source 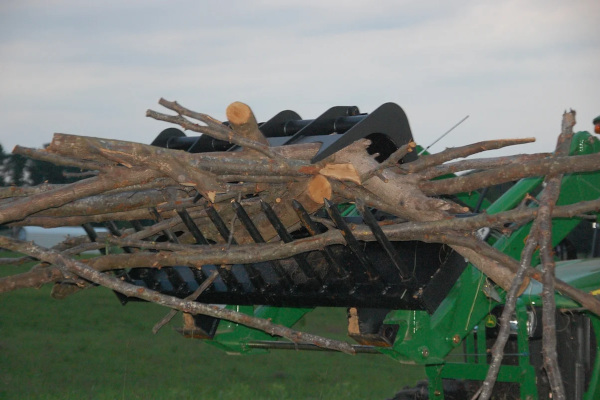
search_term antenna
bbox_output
[418,115,469,155]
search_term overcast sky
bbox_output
[0,1,598,158]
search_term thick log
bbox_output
[226,102,269,146]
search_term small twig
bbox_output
[152,270,219,334]
[227,214,238,248]
[470,385,483,400]
[226,193,242,247]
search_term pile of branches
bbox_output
[1,100,599,399]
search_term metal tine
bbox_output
[218,203,270,291]
[150,208,205,294]
[260,200,323,288]
[177,209,210,245]
[190,266,207,285]
[101,221,132,281]
[355,199,413,281]
[231,201,294,291]
[105,221,134,254]
[82,223,109,255]
[150,208,179,244]
[131,220,144,232]
[121,220,158,289]
[323,199,386,287]
[164,267,189,293]
[175,208,208,282]
[291,200,354,286]
[82,223,98,242]
[205,205,263,292]
[205,206,236,244]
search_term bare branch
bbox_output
[402,138,535,173]
[0,236,356,354]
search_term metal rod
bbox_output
[105,221,134,254]
[292,200,351,284]
[211,203,269,291]
[177,209,210,245]
[260,200,322,288]
[150,207,179,244]
[82,222,109,256]
[232,201,294,290]
[246,341,381,354]
[204,206,245,292]
[130,220,144,232]
[205,206,236,245]
[323,199,385,287]
[355,200,412,281]
[418,115,469,155]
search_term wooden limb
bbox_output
[13,145,108,171]
[62,170,99,178]
[50,133,309,179]
[480,110,575,400]
[330,180,409,217]
[152,270,219,334]
[50,133,224,202]
[24,187,185,219]
[361,142,416,182]
[432,231,600,315]
[402,138,535,173]
[378,199,600,238]
[478,234,539,400]
[147,100,277,158]
[540,213,566,399]
[19,208,161,228]
[0,236,356,354]
[0,183,63,199]
[536,111,577,400]
[419,152,600,196]
[3,213,599,317]
[0,167,161,225]
[418,153,552,181]
[0,266,65,292]
[226,102,269,146]
[0,256,32,266]
[216,175,303,183]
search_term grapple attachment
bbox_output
[106,104,467,317]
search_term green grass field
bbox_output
[0,253,424,399]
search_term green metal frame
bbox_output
[195,131,600,399]
[425,301,538,399]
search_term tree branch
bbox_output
[0,235,356,354]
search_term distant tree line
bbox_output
[0,143,84,187]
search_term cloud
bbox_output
[0,1,598,157]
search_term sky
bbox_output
[0,0,598,158]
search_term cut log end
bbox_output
[226,102,253,125]
[319,163,361,185]
[307,174,332,204]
